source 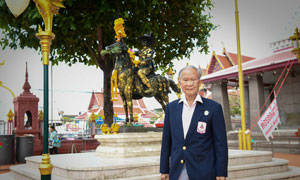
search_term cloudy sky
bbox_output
[0,0,299,120]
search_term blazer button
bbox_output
[180,160,184,164]
[182,146,186,150]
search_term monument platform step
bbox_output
[94,132,162,158]
[2,148,299,179]
[9,164,71,180]
[234,166,300,180]
[111,174,160,180]
[229,150,272,166]
[24,153,160,179]
[228,158,289,179]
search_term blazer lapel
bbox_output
[185,102,205,141]
[175,102,184,142]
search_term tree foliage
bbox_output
[229,94,241,116]
[0,0,215,124]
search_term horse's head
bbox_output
[101,42,122,56]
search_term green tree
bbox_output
[0,0,215,125]
[229,94,241,116]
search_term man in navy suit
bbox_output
[160,65,228,180]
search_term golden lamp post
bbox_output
[234,0,251,150]
[290,27,300,63]
[5,0,64,179]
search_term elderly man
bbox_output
[160,65,228,180]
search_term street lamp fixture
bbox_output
[289,27,300,63]
[5,0,65,179]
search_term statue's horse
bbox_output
[103,41,181,124]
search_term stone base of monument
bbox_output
[94,132,162,158]
[1,132,300,179]
[5,149,300,180]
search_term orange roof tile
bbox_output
[217,55,232,69]
[227,52,255,65]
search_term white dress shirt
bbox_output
[178,93,203,139]
[178,93,203,180]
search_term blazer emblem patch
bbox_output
[197,121,207,134]
[204,110,209,116]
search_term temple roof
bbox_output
[76,91,157,120]
[207,48,255,74]
[202,48,297,83]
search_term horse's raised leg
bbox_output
[154,94,166,111]
[128,100,133,124]
[120,92,129,124]
[125,82,134,124]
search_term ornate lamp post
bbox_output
[289,27,300,63]
[5,1,64,179]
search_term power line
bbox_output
[31,88,94,94]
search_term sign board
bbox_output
[257,98,281,140]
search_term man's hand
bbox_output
[161,173,169,180]
[216,176,226,180]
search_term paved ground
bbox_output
[0,164,12,174]
[1,153,299,175]
[274,152,300,167]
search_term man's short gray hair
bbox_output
[178,65,202,79]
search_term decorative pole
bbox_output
[7,109,14,135]
[89,112,97,138]
[289,27,300,63]
[31,1,65,179]
[39,110,44,140]
[4,1,64,178]
[235,0,248,150]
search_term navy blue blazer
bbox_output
[160,97,228,180]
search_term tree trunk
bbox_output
[103,57,114,126]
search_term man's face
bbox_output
[179,68,201,97]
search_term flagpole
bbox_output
[235,0,247,150]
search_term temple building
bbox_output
[76,91,157,121]
[201,39,299,132]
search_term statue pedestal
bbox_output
[94,132,162,158]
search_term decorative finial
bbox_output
[167,67,175,75]
[221,41,226,53]
[211,44,215,53]
[26,62,28,81]
[39,110,44,121]
[22,62,31,93]
[7,109,14,121]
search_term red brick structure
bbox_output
[13,63,42,154]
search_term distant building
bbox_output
[202,39,299,131]
[76,91,157,120]
[199,47,256,99]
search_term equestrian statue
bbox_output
[101,18,180,124]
